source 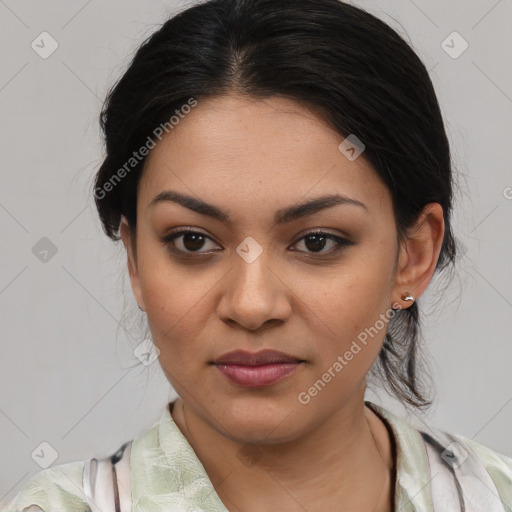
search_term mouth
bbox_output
[212,349,305,388]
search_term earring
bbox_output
[401,293,415,303]
[137,303,145,312]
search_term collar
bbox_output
[365,400,434,512]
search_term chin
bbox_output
[209,394,308,445]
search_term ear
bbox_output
[391,203,445,309]
[120,215,145,310]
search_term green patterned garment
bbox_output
[4,401,512,511]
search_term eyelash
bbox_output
[160,227,354,258]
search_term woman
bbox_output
[5,0,511,511]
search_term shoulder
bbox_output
[365,401,512,510]
[2,460,89,512]
[3,411,163,512]
[460,433,512,474]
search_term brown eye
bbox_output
[292,231,354,255]
[161,228,221,255]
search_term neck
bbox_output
[170,390,395,512]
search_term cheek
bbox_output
[137,256,217,366]
[296,238,396,366]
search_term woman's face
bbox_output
[122,94,438,443]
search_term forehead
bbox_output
[138,94,391,221]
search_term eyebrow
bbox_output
[148,189,369,225]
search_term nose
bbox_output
[216,247,293,332]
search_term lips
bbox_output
[213,349,303,366]
[212,349,304,387]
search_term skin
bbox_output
[120,94,445,512]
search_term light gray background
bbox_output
[1,0,511,504]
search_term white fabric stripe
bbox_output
[423,436,463,511]
[114,442,132,512]
[451,436,507,512]
[82,456,116,512]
